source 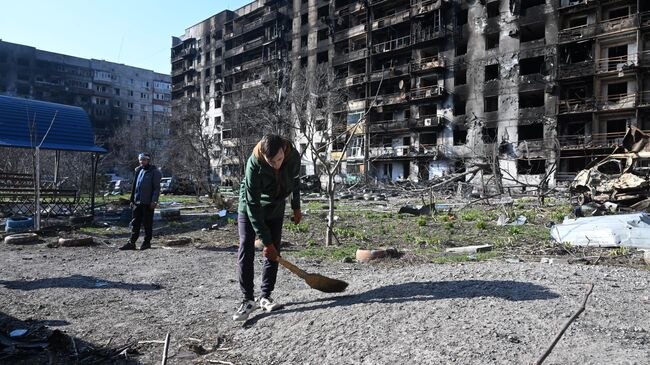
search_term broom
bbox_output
[277,256,348,293]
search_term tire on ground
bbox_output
[58,236,94,247]
[5,217,34,233]
[4,233,39,245]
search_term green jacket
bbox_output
[238,139,301,245]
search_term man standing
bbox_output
[119,152,162,251]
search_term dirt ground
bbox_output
[1,197,650,364]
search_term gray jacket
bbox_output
[130,165,162,205]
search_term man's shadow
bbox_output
[0,274,162,291]
[244,280,559,327]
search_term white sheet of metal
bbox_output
[550,212,650,249]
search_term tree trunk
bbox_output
[326,175,335,247]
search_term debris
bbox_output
[162,332,171,365]
[445,244,493,254]
[9,329,28,337]
[535,284,594,365]
[550,213,650,249]
[642,249,650,265]
[164,237,192,247]
[160,208,181,220]
[505,258,522,263]
[496,215,526,226]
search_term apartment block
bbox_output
[174,0,650,187]
[0,40,172,149]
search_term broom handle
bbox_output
[277,256,308,279]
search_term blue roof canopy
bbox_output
[0,95,106,153]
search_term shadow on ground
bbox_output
[0,274,162,291]
[244,280,559,327]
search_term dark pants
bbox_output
[129,204,154,244]
[237,213,283,300]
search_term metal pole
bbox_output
[35,146,41,231]
[91,153,99,218]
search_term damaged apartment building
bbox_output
[172,0,650,187]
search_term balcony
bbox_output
[595,93,637,111]
[347,98,367,111]
[224,10,278,40]
[344,73,367,87]
[642,11,650,28]
[558,0,597,10]
[333,48,368,66]
[370,64,409,82]
[411,26,446,45]
[410,85,443,100]
[414,115,443,128]
[558,60,595,79]
[411,0,445,16]
[558,98,596,114]
[558,24,596,43]
[638,91,650,108]
[369,145,413,159]
[333,24,367,42]
[244,36,264,51]
[372,35,411,54]
[372,9,410,30]
[595,54,638,74]
[598,14,638,37]
[411,55,445,73]
[369,119,415,133]
[375,91,408,105]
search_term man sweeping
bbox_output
[233,134,302,321]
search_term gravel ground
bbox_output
[0,240,649,365]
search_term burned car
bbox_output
[570,127,650,208]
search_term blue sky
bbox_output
[0,0,251,74]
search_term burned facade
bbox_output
[0,40,172,147]
[174,0,650,186]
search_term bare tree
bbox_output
[165,97,221,197]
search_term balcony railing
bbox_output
[595,54,638,73]
[372,35,411,54]
[333,24,367,42]
[598,13,638,35]
[345,73,366,87]
[558,98,596,114]
[373,9,410,29]
[556,133,625,149]
[595,93,637,110]
[410,85,443,100]
[558,0,596,10]
[224,10,278,40]
[558,60,595,79]
[369,119,414,133]
[411,26,445,45]
[376,91,408,105]
[333,48,368,65]
[411,55,444,72]
[558,23,596,43]
[370,64,409,81]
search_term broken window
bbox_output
[485,64,499,80]
[487,1,499,18]
[454,128,468,145]
[520,0,545,11]
[597,159,623,175]
[301,14,308,25]
[607,82,627,99]
[519,90,544,108]
[318,5,329,19]
[517,159,546,175]
[301,35,308,47]
[403,137,411,146]
[455,69,467,85]
[456,42,468,56]
[420,133,437,145]
[458,9,468,25]
[608,7,629,19]
[518,123,543,140]
[561,43,592,63]
[454,97,466,116]
[222,129,233,139]
[486,33,499,50]
[482,127,498,143]
[606,119,627,133]
[485,96,499,112]
[317,51,328,64]
[520,56,545,75]
[520,22,545,43]
[568,16,587,28]
[317,29,328,42]
[608,44,628,59]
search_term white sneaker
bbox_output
[258,297,280,312]
[232,299,257,321]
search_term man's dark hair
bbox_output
[260,134,284,158]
